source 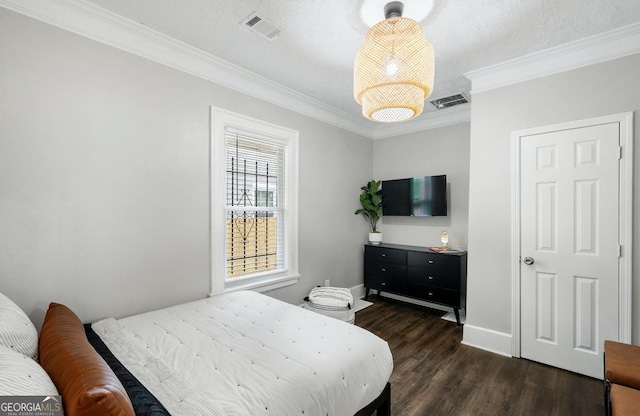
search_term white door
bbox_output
[520,122,620,378]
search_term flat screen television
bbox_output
[382,175,447,216]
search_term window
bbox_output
[211,108,299,294]
[225,131,282,278]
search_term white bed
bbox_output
[92,290,393,416]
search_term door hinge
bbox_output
[618,146,623,159]
[618,244,622,258]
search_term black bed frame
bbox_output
[354,382,391,416]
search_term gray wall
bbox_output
[373,123,470,248]
[466,53,640,344]
[0,9,373,329]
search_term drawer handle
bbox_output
[381,268,386,272]
[428,276,434,280]
[382,282,386,286]
[428,260,434,264]
[381,254,386,257]
[428,292,434,296]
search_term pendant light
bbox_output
[354,1,434,123]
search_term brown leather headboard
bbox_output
[39,303,135,416]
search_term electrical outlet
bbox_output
[324,279,330,287]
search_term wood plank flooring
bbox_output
[355,296,604,416]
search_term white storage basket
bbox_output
[303,287,355,324]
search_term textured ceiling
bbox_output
[86,0,640,120]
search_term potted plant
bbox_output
[355,180,383,245]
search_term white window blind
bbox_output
[224,128,288,280]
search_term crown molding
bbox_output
[0,0,375,137]
[465,21,640,94]
[7,1,630,138]
[372,104,471,139]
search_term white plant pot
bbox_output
[369,232,382,245]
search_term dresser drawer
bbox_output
[407,266,459,290]
[407,251,459,270]
[366,275,407,294]
[365,261,406,278]
[365,245,406,265]
[407,283,461,307]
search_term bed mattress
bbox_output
[92,290,393,416]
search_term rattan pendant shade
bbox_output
[354,16,434,123]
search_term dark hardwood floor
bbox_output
[355,296,605,416]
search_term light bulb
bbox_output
[386,62,398,75]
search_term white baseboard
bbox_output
[315,284,458,314]
[353,286,513,358]
[349,284,365,300]
[462,324,513,357]
[367,290,453,313]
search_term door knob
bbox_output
[523,257,534,265]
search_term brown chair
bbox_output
[604,340,640,416]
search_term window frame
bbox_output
[210,107,299,295]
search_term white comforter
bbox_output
[92,291,393,416]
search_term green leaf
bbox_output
[355,179,382,232]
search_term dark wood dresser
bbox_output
[364,243,468,325]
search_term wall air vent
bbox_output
[241,12,282,41]
[429,93,470,110]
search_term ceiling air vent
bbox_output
[241,12,282,41]
[429,93,470,110]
